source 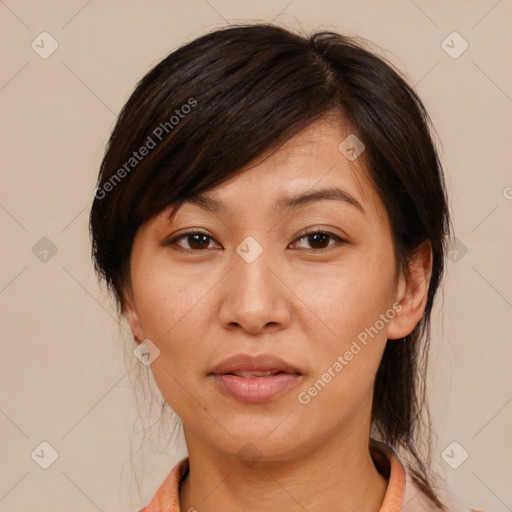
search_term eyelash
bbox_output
[165,229,347,253]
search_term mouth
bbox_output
[209,353,302,376]
[209,353,303,404]
[225,370,289,378]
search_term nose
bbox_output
[217,239,291,335]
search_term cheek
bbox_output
[298,247,397,349]
[130,255,211,383]
[132,250,215,340]
[293,247,396,408]
[135,282,210,424]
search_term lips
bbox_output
[228,370,282,378]
[209,353,302,377]
[209,353,303,404]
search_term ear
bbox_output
[387,241,432,340]
[123,290,144,345]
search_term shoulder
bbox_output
[370,440,488,512]
[403,466,488,512]
[136,456,189,512]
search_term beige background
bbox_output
[1,1,511,511]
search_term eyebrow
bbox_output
[185,186,365,215]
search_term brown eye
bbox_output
[166,229,346,253]
[167,231,217,251]
[292,230,346,251]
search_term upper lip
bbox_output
[209,353,302,375]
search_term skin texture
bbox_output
[124,118,432,512]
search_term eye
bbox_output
[166,231,219,251]
[165,229,346,252]
[291,229,346,252]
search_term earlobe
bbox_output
[123,293,144,344]
[387,242,432,340]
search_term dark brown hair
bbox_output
[90,23,450,508]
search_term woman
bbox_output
[90,23,483,512]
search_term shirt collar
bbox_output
[141,440,408,512]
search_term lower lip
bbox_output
[211,373,301,404]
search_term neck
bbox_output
[179,428,388,512]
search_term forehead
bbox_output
[168,118,381,220]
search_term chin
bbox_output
[206,419,310,462]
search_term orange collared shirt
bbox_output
[139,440,481,512]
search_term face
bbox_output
[125,118,425,462]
